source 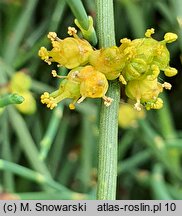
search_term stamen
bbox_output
[67,27,77,36]
[51,70,67,79]
[47,32,61,42]
[77,96,86,104]
[120,38,131,44]
[103,96,113,107]
[67,27,79,39]
[134,99,142,111]
[145,28,155,38]
[162,82,172,90]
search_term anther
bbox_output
[51,70,67,79]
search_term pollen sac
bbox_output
[125,78,164,110]
[119,29,178,82]
[89,46,125,80]
[38,31,93,69]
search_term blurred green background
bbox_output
[0,0,182,200]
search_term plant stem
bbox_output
[16,192,91,200]
[7,106,51,178]
[151,164,172,199]
[157,94,176,139]
[117,150,152,174]
[3,0,37,64]
[0,159,87,199]
[139,119,182,180]
[39,105,63,161]
[66,0,97,45]
[49,117,69,177]
[0,93,24,107]
[79,114,94,192]
[66,0,89,30]
[2,111,15,192]
[96,0,120,200]
[157,93,180,173]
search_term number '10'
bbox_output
[165,203,176,211]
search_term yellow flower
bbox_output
[41,68,81,110]
[15,91,36,114]
[10,71,31,92]
[77,66,113,106]
[89,46,125,80]
[118,103,145,128]
[119,28,178,83]
[38,25,178,111]
[38,28,93,69]
[125,78,164,111]
[9,71,37,114]
[40,66,113,109]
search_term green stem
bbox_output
[3,0,37,64]
[49,0,66,31]
[118,129,135,160]
[66,0,97,45]
[79,114,94,192]
[7,106,51,178]
[117,150,152,174]
[157,93,180,172]
[167,184,182,200]
[39,105,63,161]
[16,192,91,200]
[49,117,69,177]
[0,159,87,199]
[0,93,24,107]
[66,0,89,29]
[58,152,78,186]
[96,0,120,200]
[2,111,14,192]
[157,94,176,139]
[167,139,182,149]
[151,164,172,200]
[139,119,182,180]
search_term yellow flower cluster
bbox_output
[10,72,36,114]
[39,27,178,110]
